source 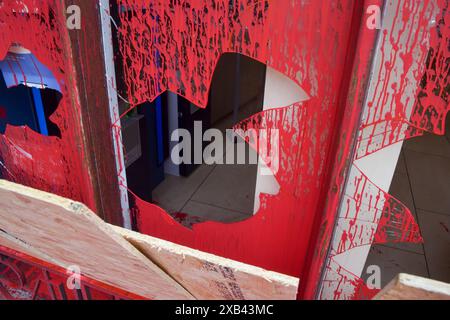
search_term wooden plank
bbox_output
[0,229,42,260]
[113,225,299,300]
[63,0,124,226]
[374,274,450,300]
[0,239,151,300]
[0,180,193,300]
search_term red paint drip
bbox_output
[334,166,422,256]
[116,0,435,299]
[356,0,449,159]
[0,2,96,211]
[0,245,143,300]
[117,0,358,278]
[0,0,443,300]
[319,258,380,300]
[318,0,448,300]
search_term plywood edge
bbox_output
[113,225,299,287]
[0,228,64,267]
[0,179,194,300]
[374,273,450,300]
[76,207,195,299]
[0,179,80,212]
[112,224,299,300]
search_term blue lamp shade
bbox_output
[0,51,61,92]
[0,52,62,136]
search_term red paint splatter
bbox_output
[0,245,143,300]
[319,258,380,300]
[116,0,433,298]
[0,2,96,210]
[117,0,358,278]
[320,0,448,300]
[333,166,422,256]
[356,0,449,159]
[0,0,443,300]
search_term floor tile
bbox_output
[214,113,235,133]
[181,200,251,223]
[363,245,429,287]
[417,209,450,283]
[191,163,258,215]
[389,169,415,214]
[392,151,407,174]
[445,114,450,141]
[152,164,215,213]
[404,149,450,216]
[404,132,450,158]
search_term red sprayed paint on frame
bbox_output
[317,0,449,300]
[116,0,429,289]
[0,0,441,300]
[356,0,449,158]
[117,0,359,277]
[319,257,380,300]
[0,1,96,210]
[0,245,145,300]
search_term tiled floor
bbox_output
[152,112,258,224]
[364,129,450,287]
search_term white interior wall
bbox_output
[253,67,310,213]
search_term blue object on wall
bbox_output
[0,51,59,135]
[153,15,165,167]
[31,87,49,136]
[0,75,39,134]
[0,52,60,92]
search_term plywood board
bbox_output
[375,274,450,300]
[113,225,299,300]
[0,180,193,300]
[0,229,44,260]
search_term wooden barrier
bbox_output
[114,226,299,300]
[0,179,298,299]
[374,274,450,300]
[0,180,192,299]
